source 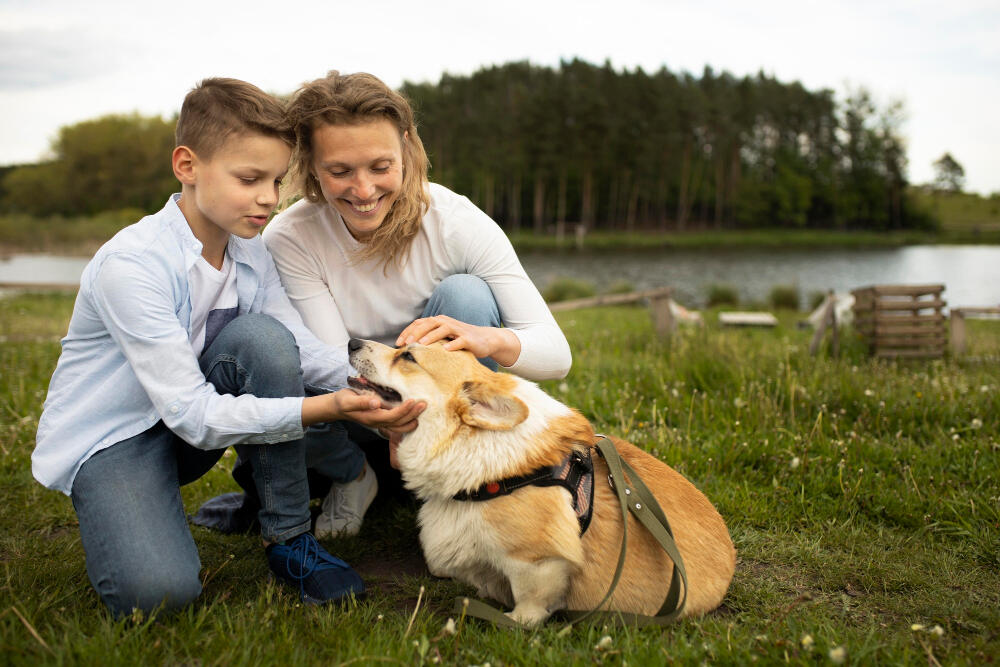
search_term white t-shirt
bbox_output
[188,252,239,355]
[263,183,571,380]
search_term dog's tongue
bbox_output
[347,376,372,392]
[347,376,402,403]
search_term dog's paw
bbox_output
[506,604,551,628]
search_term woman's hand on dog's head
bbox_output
[396,315,522,368]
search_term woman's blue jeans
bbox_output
[306,273,501,483]
[70,313,311,617]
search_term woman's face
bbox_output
[310,118,405,241]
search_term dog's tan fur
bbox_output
[349,339,736,626]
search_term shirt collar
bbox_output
[164,193,253,268]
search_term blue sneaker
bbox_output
[266,532,366,605]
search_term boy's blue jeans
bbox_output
[70,313,312,617]
[305,274,501,484]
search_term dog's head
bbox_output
[348,338,529,431]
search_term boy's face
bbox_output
[181,132,291,242]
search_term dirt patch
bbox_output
[354,547,430,580]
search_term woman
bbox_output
[263,71,571,538]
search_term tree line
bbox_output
[402,59,934,232]
[1,59,936,232]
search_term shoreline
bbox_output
[3,228,1000,259]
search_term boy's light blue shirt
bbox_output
[33,195,350,495]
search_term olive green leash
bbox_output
[453,436,688,629]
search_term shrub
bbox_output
[541,277,596,303]
[706,283,739,307]
[604,280,635,295]
[808,291,828,311]
[769,284,801,310]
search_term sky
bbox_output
[1,0,998,194]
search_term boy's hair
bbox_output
[175,78,294,159]
[285,71,430,268]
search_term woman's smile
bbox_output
[312,119,404,241]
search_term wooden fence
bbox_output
[950,306,1000,356]
[851,284,947,359]
[547,287,676,336]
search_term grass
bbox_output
[2,293,998,665]
[0,209,145,257]
[910,189,1000,232]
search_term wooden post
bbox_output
[809,291,834,355]
[830,300,840,357]
[649,295,675,338]
[950,309,967,357]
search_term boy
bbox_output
[32,78,423,617]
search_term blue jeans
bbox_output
[306,274,501,483]
[71,313,312,617]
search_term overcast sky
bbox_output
[2,0,998,194]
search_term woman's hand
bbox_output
[302,389,425,430]
[378,429,403,470]
[396,314,521,366]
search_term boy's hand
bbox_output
[302,389,425,430]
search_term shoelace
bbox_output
[283,534,350,601]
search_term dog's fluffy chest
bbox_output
[417,498,505,577]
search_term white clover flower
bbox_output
[930,625,944,637]
[442,618,457,635]
[558,382,569,394]
[910,623,925,631]
[800,634,814,651]
[864,389,874,397]
[980,385,990,393]
[790,456,801,469]
[971,418,983,429]
[953,434,960,441]
[594,635,613,651]
[828,646,846,664]
[734,397,747,408]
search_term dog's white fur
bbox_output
[349,339,736,627]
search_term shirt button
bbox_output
[170,406,179,414]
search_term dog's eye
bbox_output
[400,351,416,363]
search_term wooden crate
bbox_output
[851,284,947,358]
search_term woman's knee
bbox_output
[425,274,500,327]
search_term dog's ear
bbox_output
[455,380,529,430]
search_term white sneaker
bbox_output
[315,461,378,538]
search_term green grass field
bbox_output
[910,190,1000,232]
[1,293,998,665]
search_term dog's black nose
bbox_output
[348,338,364,353]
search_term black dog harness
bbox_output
[453,448,596,534]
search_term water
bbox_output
[2,246,998,310]
[519,245,1000,309]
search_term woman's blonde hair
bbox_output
[286,71,430,267]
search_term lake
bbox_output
[519,245,999,309]
[2,245,998,310]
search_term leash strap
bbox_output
[453,436,688,629]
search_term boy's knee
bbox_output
[204,313,302,392]
[103,562,202,618]
[231,313,297,357]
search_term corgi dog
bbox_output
[347,338,735,627]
